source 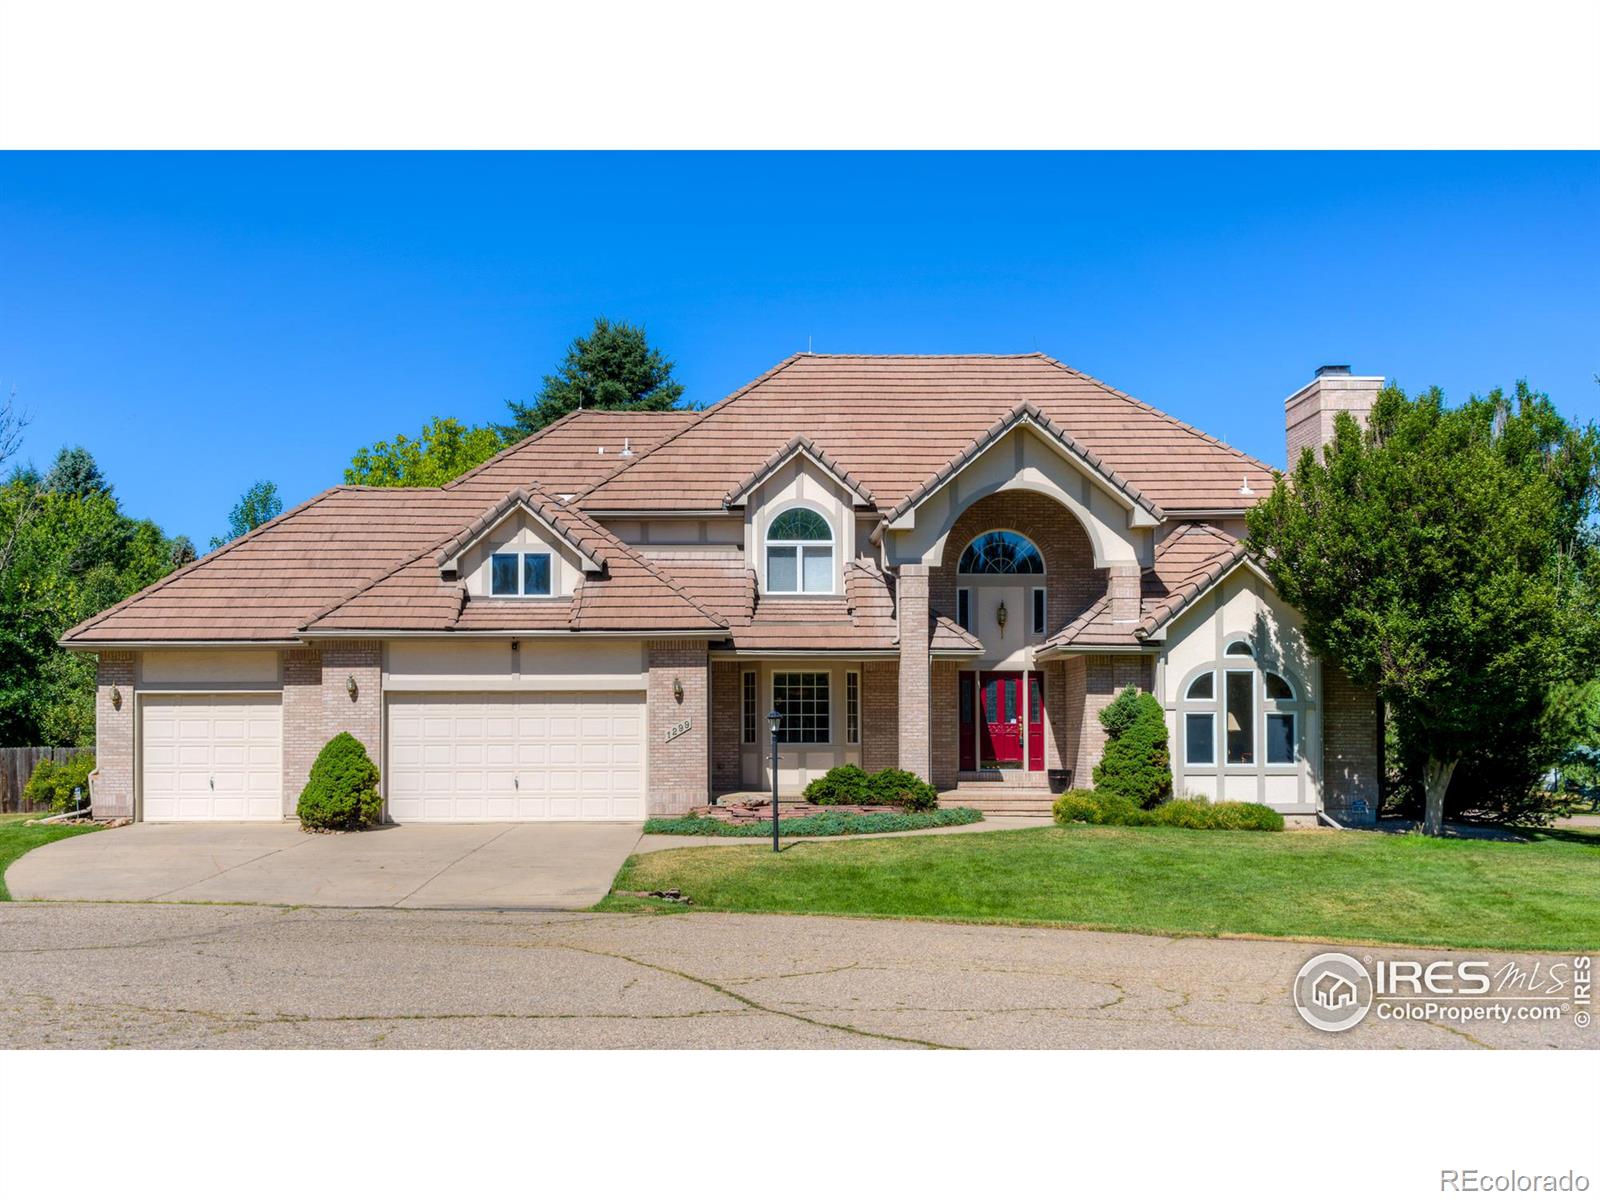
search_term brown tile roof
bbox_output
[579,355,1274,516]
[61,411,712,644]
[308,494,724,635]
[1134,523,1251,638]
[1042,523,1249,651]
[723,435,876,507]
[434,487,608,571]
[640,552,755,625]
[878,400,1164,528]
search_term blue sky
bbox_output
[1,152,1595,541]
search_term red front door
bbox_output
[980,672,1023,769]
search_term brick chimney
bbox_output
[1285,365,1383,467]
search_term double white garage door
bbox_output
[386,693,646,822]
[138,691,644,822]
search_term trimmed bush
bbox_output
[296,733,382,831]
[23,753,94,814]
[1148,798,1213,829]
[866,768,939,812]
[1092,686,1172,808]
[1052,789,1102,824]
[1198,801,1285,832]
[1053,789,1283,831]
[643,807,983,838]
[803,764,874,805]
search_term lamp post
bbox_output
[767,709,782,853]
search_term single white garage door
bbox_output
[386,692,645,821]
[141,695,283,821]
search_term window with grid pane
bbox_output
[846,671,859,744]
[773,672,830,744]
[741,671,757,744]
[766,507,835,594]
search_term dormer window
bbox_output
[491,552,553,597]
[766,507,834,594]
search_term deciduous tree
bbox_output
[1246,382,1600,835]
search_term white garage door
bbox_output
[386,692,645,821]
[141,695,283,821]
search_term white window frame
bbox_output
[1224,668,1256,766]
[741,670,757,744]
[765,506,835,595]
[490,551,552,597]
[845,670,860,745]
[1184,710,1217,767]
[772,671,831,745]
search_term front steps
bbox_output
[939,784,1059,818]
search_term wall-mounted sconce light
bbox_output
[110,685,122,710]
[996,601,1008,632]
[673,676,684,704]
[346,674,358,701]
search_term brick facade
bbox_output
[929,489,1106,638]
[896,564,931,779]
[1322,662,1380,826]
[318,640,383,767]
[1074,654,1153,786]
[860,660,899,772]
[930,660,960,791]
[646,640,709,814]
[281,646,323,810]
[710,659,742,794]
[91,651,135,819]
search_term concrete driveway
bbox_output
[7,822,643,909]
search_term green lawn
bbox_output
[598,824,1600,951]
[0,812,102,902]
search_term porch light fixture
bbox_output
[996,601,1008,632]
[673,676,684,704]
[767,709,782,854]
[345,674,358,701]
[110,685,122,710]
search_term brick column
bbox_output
[91,651,135,819]
[860,660,900,772]
[710,659,741,795]
[1322,663,1380,826]
[930,660,959,791]
[647,640,709,815]
[1107,563,1141,623]
[318,640,382,767]
[281,647,323,813]
[897,564,931,780]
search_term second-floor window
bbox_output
[766,507,834,594]
[491,552,553,597]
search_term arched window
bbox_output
[1180,661,1303,769]
[958,531,1044,575]
[1225,640,1253,657]
[766,507,834,594]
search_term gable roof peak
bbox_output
[434,485,607,573]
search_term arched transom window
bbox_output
[766,507,834,594]
[1181,640,1302,769]
[958,531,1044,575]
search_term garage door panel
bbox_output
[142,696,283,822]
[387,692,645,822]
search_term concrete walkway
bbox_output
[7,822,644,909]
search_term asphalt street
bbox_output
[2,903,1589,1049]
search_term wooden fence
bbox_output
[0,747,92,813]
